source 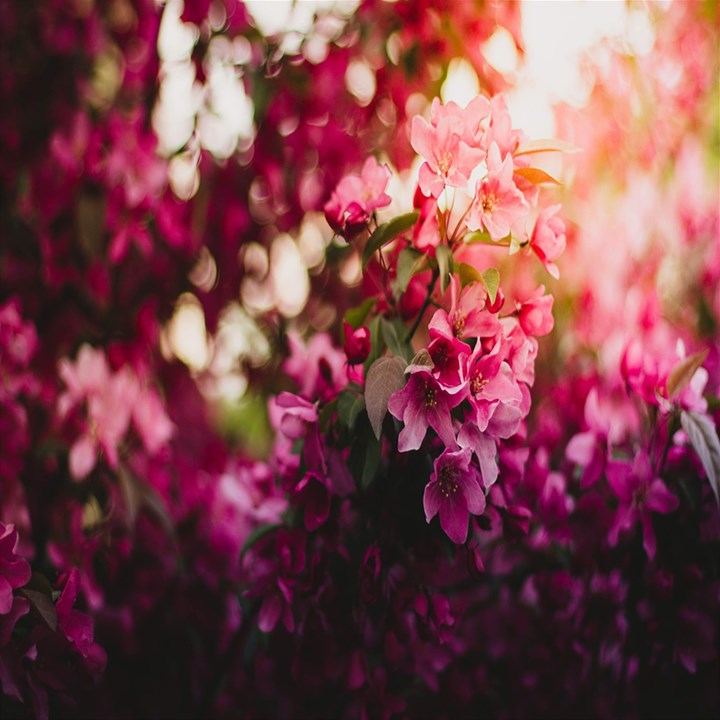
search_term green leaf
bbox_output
[365,356,407,439]
[318,398,338,433]
[464,230,493,245]
[118,468,175,537]
[457,262,482,288]
[508,236,521,255]
[514,166,562,185]
[666,349,708,400]
[436,244,453,293]
[363,315,386,376]
[24,572,54,597]
[396,247,425,295]
[19,589,57,631]
[344,298,375,329]
[361,435,382,490]
[514,138,580,156]
[381,318,412,361]
[680,410,720,506]
[361,211,419,268]
[337,388,365,429]
[240,523,281,558]
[480,268,500,304]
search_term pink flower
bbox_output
[273,392,318,441]
[607,450,679,559]
[517,286,554,337]
[466,341,522,431]
[412,196,441,253]
[324,157,392,236]
[423,447,486,544]
[57,344,110,418]
[457,420,499,489]
[387,368,463,452]
[430,95,491,147]
[411,108,485,198]
[428,279,500,353]
[566,388,624,488]
[483,94,525,158]
[131,388,175,455]
[530,204,566,279]
[284,331,347,402]
[467,142,528,241]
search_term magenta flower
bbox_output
[467,142,528,241]
[426,319,471,393]
[343,321,371,365]
[387,368,463,452]
[55,568,107,680]
[607,450,679,559]
[423,447,486,544]
[467,341,522,431]
[0,523,31,615]
[258,575,295,633]
[566,388,624,488]
[294,471,331,532]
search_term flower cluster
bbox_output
[57,344,174,481]
[0,1,718,719]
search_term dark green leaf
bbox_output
[361,435,382,490]
[24,572,53,597]
[381,318,412,361]
[363,315,386,376]
[361,211,419,268]
[318,398,338,433]
[337,389,365,429]
[19,589,57,631]
[344,298,375,329]
[240,523,281,558]
[396,247,425,295]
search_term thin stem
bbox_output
[657,411,679,477]
[405,267,440,343]
[449,203,474,244]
